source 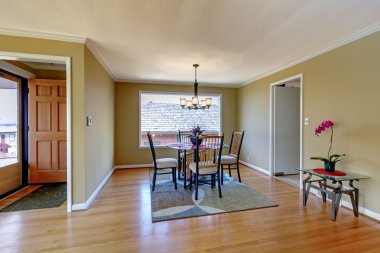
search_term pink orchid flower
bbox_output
[323,120,334,128]
[315,120,334,136]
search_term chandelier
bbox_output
[180,64,212,110]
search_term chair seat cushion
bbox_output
[156,158,178,169]
[189,162,218,175]
[220,155,237,165]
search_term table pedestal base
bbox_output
[303,176,359,221]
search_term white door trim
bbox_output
[269,73,303,189]
[0,51,73,212]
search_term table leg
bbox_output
[303,173,312,206]
[319,180,327,203]
[349,180,359,217]
[183,149,187,189]
[331,181,343,221]
[177,150,181,180]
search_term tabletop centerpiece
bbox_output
[310,120,345,172]
[188,126,205,145]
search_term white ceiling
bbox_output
[1,0,380,87]
[20,61,66,71]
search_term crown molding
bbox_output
[115,78,237,88]
[0,27,86,43]
[84,38,116,81]
[0,28,117,79]
[238,22,380,88]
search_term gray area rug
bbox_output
[150,170,278,222]
[1,183,66,212]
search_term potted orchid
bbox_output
[310,120,345,172]
[188,126,205,145]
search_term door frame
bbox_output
[269,73,303,189]
[0,51,72,212]
[0,69,28,198]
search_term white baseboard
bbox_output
[72,168,114,211]
[341,200,380,221]
[114,164,152,169]
[309,188,380,221]
[71,203,87,210]
[239,160,271,176]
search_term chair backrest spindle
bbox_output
[229,130,245,159]
[195,134,224,171]
[147,132,157,168]
[178,130,192,144]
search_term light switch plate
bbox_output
[304,117,309,125]
[87,116,93,126]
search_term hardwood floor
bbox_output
[0,165,379,253]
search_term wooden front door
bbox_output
[28,79,67,183]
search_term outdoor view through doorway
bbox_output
[0,71,22,196]
[0,78,18,167]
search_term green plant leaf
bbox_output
[331,157,345,162]
[330,154,346,158]
[330,154,346,162]
[310,157,329,162]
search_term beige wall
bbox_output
[84,46,115,200]
[238,82,270,169]
[0,35,87,204]
[35,69,66,79]
[238,31,380,213]
[115,82,237,165]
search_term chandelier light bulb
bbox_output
[192,96,198,105]
[206,98,212,106]
[180,98,186,107]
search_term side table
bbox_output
[299,168,369,221]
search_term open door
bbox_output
[270,75,303,188]
[273,85,300,176]
[0,71,23,196]
[28,79,67,183]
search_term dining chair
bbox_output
[147,132,177,191]
[220,130,245,184]
[189,134,224,200]
[177,130,192,144]
[177,130,193,180]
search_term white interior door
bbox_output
[274,85,300,175]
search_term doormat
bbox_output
[1,183,66,212]
[150,170,278,222]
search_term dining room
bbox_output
[1,1,380,252]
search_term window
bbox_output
[140,92,221,147]
[0,87,18,167]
